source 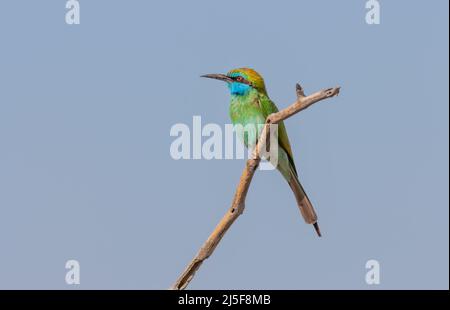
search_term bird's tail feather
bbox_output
[288,173,322,237]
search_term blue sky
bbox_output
[0,0,448,289]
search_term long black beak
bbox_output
[201,73,233,83]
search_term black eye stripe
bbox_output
[233,76,250,84]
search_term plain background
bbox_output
[0,0,448,289]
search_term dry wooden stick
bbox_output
[170,83,341,290]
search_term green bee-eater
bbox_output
[202,68,321,237]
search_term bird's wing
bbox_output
[257,94,298,175]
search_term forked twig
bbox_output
[170,84,341,290]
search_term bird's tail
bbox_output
[288,172,322,237]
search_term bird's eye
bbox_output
[235,76,244,82]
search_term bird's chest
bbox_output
[229,95,266,148]
[229,95,265,126]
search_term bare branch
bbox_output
[170,84,340,290]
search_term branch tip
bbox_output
[325,86,340,97]
[296,83,305,98]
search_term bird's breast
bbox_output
[229,96,266,148]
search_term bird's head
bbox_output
[202,68,267,96]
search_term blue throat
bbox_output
[228,82,251,96]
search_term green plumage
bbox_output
[229,87,298,181]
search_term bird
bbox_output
[202,68,321,237]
